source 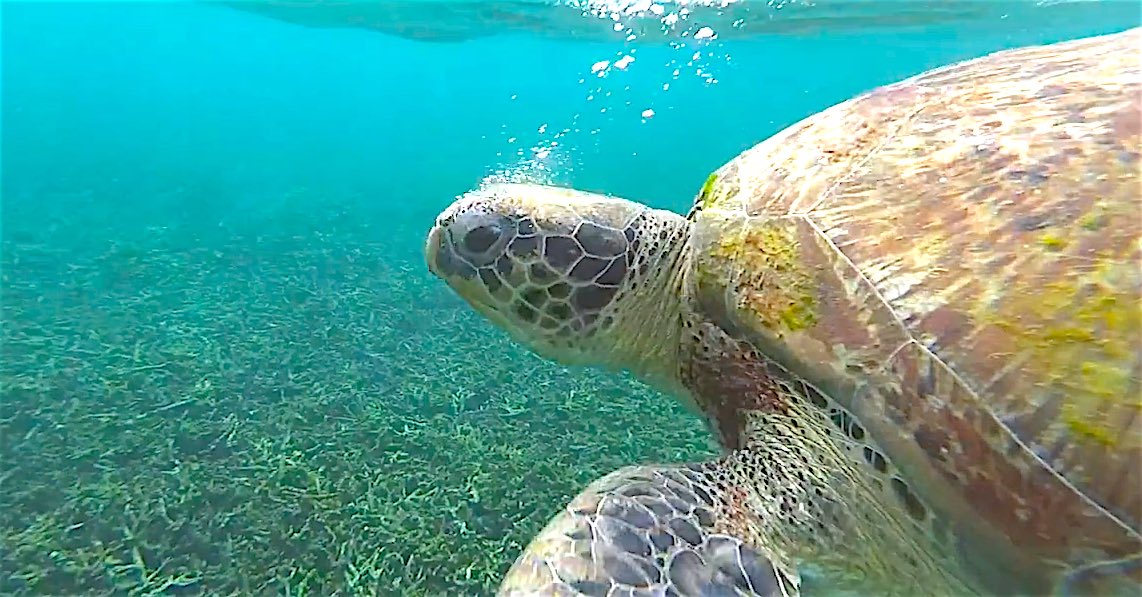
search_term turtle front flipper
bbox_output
[499,463,799,597]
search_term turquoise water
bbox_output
[1,1,1138,595]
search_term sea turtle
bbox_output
[424,28,1142,596]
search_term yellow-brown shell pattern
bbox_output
[694,27,1142,589]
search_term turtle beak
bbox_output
[424,223,445,278]
[426,196,518,283]
[424,216,477,282]
[425,210,510,328]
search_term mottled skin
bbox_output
[425,28,1142,596]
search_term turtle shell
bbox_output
[689,28,1142,591]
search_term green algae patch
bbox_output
[707,219,819,334]
[1038,233,1069,251]
[1079,211,1108,232]
[688,172,722,220]
[990,257,1141,450]
[697,172,719,211]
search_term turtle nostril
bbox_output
[463,224,502,255]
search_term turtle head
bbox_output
[426,182,691,377]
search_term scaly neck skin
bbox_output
[599,207,698,410]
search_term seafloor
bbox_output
[0,187,718,595]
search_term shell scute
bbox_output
[709,217,819,333]
[879,342,1131,552]
[703,83,938,218]
[692,213,913,403]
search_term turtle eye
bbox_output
[463,223,503,255]
[447,210,513,266]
